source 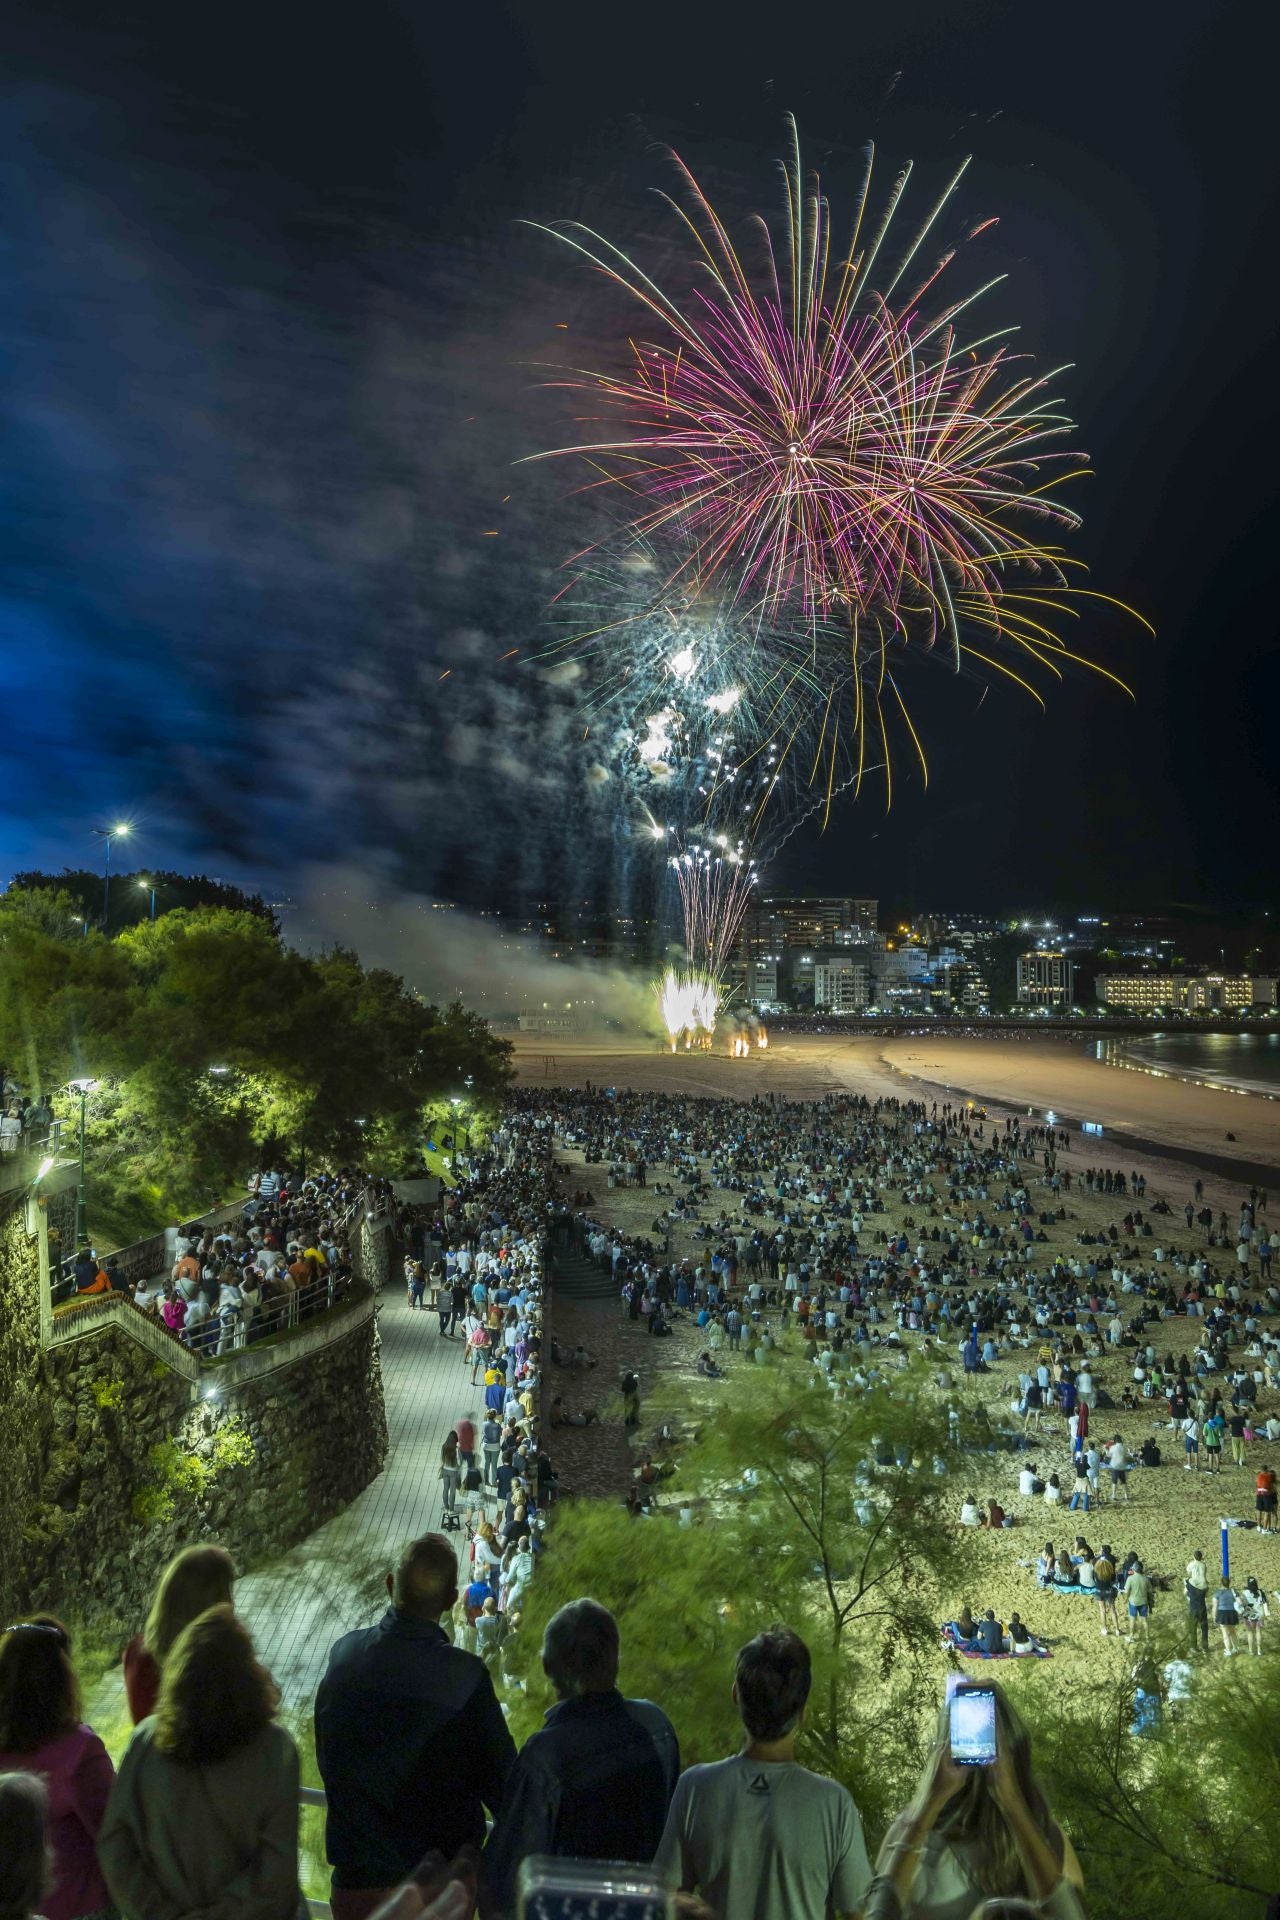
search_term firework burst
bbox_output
[528,119,1149,811]
[655,964,723,1049]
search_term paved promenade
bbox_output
[236,1282,487,1707]
[87,1280,490,1729]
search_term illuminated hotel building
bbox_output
[1016,950,1075,1007]
[1095,974,1277,1012]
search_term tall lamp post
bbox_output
[450,1096,469,1169]
[93,823,131,929]
[137,876,158,920]
[68,1078,96,1249]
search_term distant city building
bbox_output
[744,896,878,958]
[744,954,779,1005]
[813,957,870,1012]
[941,961,989,1013]
[1017,950,1075,1008]
[1094,974,1277,1012]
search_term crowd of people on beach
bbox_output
[522,1082,1279,1657]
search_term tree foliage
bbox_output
[0,887,512,1233]
[1023,1630,1280,1918]
[505,1360,978,1837]
[11,868,282,935]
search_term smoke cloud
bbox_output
[290,862,662,1034]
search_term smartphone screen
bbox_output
[950,1685,998,1766]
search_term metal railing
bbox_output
[51,1263,362,1352]
[0,1122,67,1194]
[47,1291,201,1378]
[299,1787,330,1918]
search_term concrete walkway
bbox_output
[236,1282,491,1708]
[87,1281,495,1731]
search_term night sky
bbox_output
[2,0,1276,920]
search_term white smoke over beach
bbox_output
[289,861,661,1033]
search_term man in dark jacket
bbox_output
[316,1533,516,1920]
[482,1597,679,1917]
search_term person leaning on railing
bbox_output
[0,1618,116,1920]
[314,1534,515,1920]
[122,1546,237,1725]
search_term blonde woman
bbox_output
[122,1544,235,1724]
[865,1683,1085,1919]
[471,1522,503,1588]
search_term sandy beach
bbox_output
[513,1031,1280,1192]
[520,1045,1280,1694]
[873,1036,1280,1179]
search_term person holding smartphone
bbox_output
[860,1682,1085,1919]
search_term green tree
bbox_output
[1,886,512,1233]
[1021,1640,1280,1918]
[503,1361,979,1837]
[0,888,133,1092]
[11,868,281,935]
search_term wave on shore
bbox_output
[1106,1034,1280,1102]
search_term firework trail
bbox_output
[668,830,759,977]
[527,119,1150,812]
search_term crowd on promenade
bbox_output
[407,1154,553,1654]
[66,1169,389,1354]
[0,1083,57,1154]
[0,1540,1090,1920]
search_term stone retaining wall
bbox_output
[1,1187,389,1633]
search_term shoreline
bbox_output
[1107,1039,1280,1104]
[874,1050,1280,1191]
[867,1036,1280,1189]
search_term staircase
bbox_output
[552,1243,618,1304]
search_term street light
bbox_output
[67,1078,97,1249]
[93,823,131,929]
[136,876,158,920]
[449,1095,469,1166]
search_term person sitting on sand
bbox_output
[959,1496,981,1528]
[981,1498,1007,1530]
[1036,1542,1057,1588]
[696,1350,725,1380]
[1007,1612,1046,1656]
[945,1605,980,1653]
[975,1610,1004,1656]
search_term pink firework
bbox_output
[526,118,1127,673]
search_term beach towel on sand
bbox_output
[940,1625,1052,1660]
